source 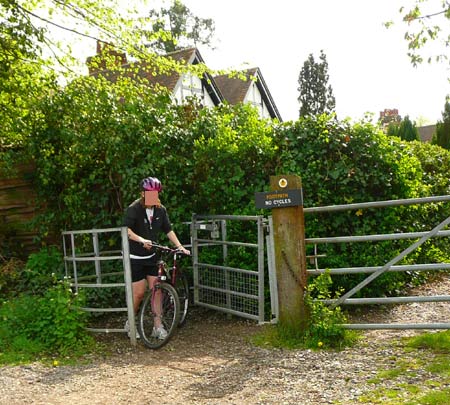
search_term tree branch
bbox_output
[410,8,449,22]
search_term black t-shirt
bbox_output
[123,199,172,257]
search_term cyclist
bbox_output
[124,176,190,339]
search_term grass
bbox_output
[412,388,450,405]
[0,339,105,367]
[406,330,450,352]
[355,331,450,405]
[250,322,360,350]
[251,323,307,350]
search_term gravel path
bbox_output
[1,274,449,404]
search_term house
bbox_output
[215,68,282,121]
[87,44,282,121]
[379,108,401,132]
[417,124,436,143]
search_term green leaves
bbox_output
[0,280,93,361]
[298,51,336,118]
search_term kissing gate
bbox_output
[63,193,450,340]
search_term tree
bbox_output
[297,50,336,118]
[0,0,206,79]
[0,0,212,149]
[146,0,216,54]
[1,0,57,150]
[397,115,420,141]
[386,0,450,67]
[432,99,450,149]
[387,122,400,137]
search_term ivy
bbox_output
[4,75,450,299]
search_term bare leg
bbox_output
[132,279,147,314]
[148,275,162,328]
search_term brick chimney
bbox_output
[86,41,128,75]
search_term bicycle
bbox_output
[137,243,190,349]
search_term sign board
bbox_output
[255,188,303,209]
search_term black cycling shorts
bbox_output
[130,260,158,282]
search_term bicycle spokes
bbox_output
[138,283,180,349]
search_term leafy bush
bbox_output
[0,278,94,363]
[0,256,24,298]
[303,270,353,349]
[274,115,446,296]
[23,246,65,295]
[7,72,450,304]
[0,247,64,298]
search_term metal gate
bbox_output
[62,227,138,344]
[304,195,450,330]
[191,214,268,323]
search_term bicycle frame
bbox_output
[154,245,182,287]
[152,244,190,326]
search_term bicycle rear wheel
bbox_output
[174,271,190,327]
[138,282,180,349]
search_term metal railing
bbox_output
[62,227,138,344]
[304,195,450,330]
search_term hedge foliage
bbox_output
[4,74,450,297]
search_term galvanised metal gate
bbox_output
[304,195,450,330]
[62,227,139,344]
[191,214,267,323]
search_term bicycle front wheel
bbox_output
[174,271,190,327]
[138,282,180,349]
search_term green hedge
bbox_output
[6,75,450,297]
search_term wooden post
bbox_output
[270,174,308,330]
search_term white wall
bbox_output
[173,73,215,107]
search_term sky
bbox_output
[176,0,449,124]
[58,0,449,124]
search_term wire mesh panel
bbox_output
[191,215,266,322]
[197,265,260,316]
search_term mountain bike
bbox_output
[137,244,190,349]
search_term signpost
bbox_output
[255,175,308,330]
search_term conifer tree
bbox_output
[397,116,420,141]
[432,99,450,150]
[297,50,336,117]
[387,122,400,137]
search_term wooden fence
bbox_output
[0,162,39,257]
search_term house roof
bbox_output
[88,46,223,105]
[87,44,281,120]
[214,68,282,121]
[143,48,200,91]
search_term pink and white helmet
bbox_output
[140,177,162,192]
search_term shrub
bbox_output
[9,74,450,303]
[274,115,441,297]
[23,246,65,295]
[0,256,25,298]
[303,270,353,349]
[0,277,94,362]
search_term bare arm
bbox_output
[127,228,153,250]
[167,230,190,255]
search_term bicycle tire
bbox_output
[138,282,180,349]
[174,271,190,327]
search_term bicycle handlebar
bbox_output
[150,242,190,256]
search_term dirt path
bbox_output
[1,274,449,404]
